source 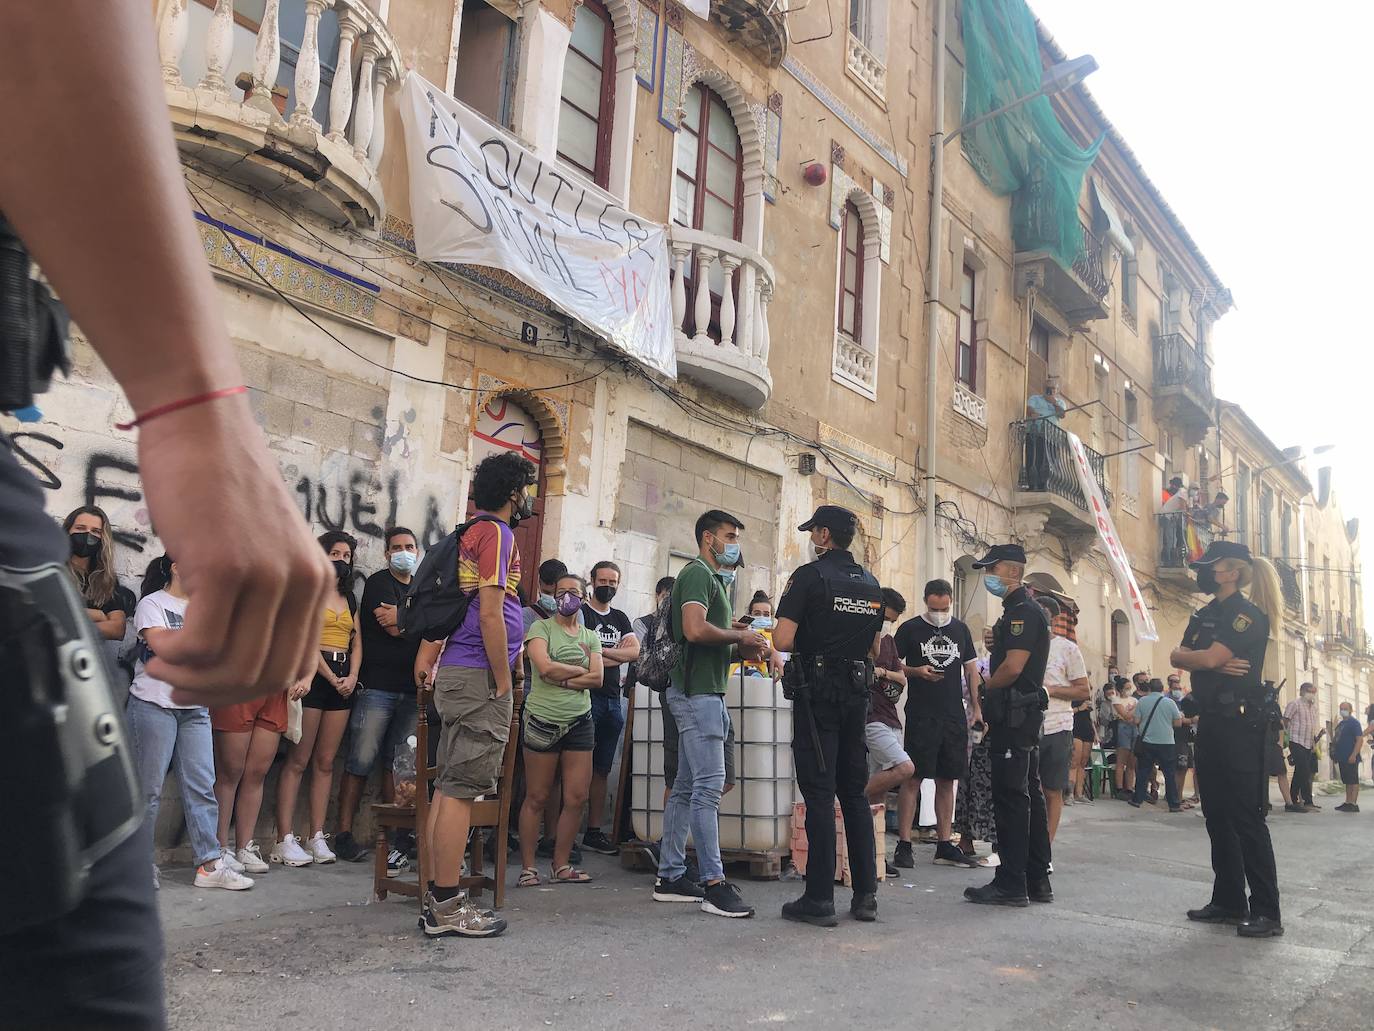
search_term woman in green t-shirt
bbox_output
[518,573,604,885]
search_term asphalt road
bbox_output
[162,784,1372,1031]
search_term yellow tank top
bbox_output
[319,606,353,651]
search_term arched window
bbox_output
[557,0,616,189]
[674,83,743,338]
[837,199,865,342]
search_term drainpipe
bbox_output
[922,0,948,580]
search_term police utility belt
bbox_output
[1193,681,1282,723]
[983,684,1047,730]
[781,655,873,702]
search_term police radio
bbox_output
[0,563,142,929]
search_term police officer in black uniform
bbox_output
[1170,541,1283,938]
[773,505,884,926]
[965,544,1053,907]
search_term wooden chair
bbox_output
[372,679,523,911]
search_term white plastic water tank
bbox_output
[630,672,794,852]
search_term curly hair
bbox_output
[471,451,537,512]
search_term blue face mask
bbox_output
[751,615,775,630]
[389,551,418,575]
[718,569,737,586]
[712,537,742,568]
[538,592,557,612]
[983,575,1009,598]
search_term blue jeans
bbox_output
[1133,741,1182,808]
[590,692,627,775]
[658,686,728,883]
[344,688,417,777]
[125,695,221,867]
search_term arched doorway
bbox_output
[1110,610,1130,672]
[470,397,545,582]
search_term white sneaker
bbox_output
[220,847,246,874]
[306,831,336,864]
[237,841,269,875]
[270,834,313,867]
[387,849,410,876]
[195,859,255,891]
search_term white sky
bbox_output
[1030,0,1373,609]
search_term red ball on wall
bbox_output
[802,162,827,186]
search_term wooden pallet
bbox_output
[618,840,785,880]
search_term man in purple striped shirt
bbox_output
[1283,683,1321,812]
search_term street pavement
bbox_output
[162,784,1373,1030]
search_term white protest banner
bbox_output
[398,72,676,378]
[1066,430,1159,643]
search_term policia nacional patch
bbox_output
[1233,614,1252,633]
[1010,620,1024,636]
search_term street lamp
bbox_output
[921,0,1097,577]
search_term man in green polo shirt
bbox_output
[653,509,769,919]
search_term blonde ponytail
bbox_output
[1229,556,1284,683]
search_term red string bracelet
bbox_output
[115,385,248,431]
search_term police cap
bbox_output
[1189,540,1252,568]
[798,505,857,535]
[971,543,1027,569]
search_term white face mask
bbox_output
[926,609,952,628]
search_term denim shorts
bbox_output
[344,688,417,777]
[590,692,626,774]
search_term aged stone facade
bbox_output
[6,1,1363,851]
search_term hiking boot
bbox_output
[1186,903,1247,925]
[893,840,915,868]
[963,881,1029,907]
[1236,915,1284,938]
[850,892,878,922]
[420,891,507,938]
[781,895,839,927]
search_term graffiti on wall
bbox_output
[7,428,453,562]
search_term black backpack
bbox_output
[399,514,502,643]
[635,593,678,692]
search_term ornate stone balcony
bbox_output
[712,0,806,68]
[668,226,775,410]
[845,33,886,100]
[157,0,401,229]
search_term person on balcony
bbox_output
[1024,379,1067,492]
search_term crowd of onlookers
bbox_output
[62,451,1374,927]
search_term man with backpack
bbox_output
[409,451,537,939]
[644,511,768,918]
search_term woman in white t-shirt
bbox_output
[125,555,254,892]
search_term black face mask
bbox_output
[1194,567,1218,594]
[509,491,534,528]
[593,585,617,604]
[332,559,352,584]
[69,531,101,559]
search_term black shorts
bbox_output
[1340,760,1361,786]
[904,716,968,781]
[1264,737,1286,777]
[303,651,354,711]
[523,710,596,754]
[1072,709,1095,743]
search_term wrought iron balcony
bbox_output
[1013,226,1110,323]
[1157,512,1192,580]
[1152,333,1215,445]
[1273,558,1304,615]
[712,0,807,68]
[1013,420,1112,537]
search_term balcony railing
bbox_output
[1013,420,1111,513]
[668,225,775,410]
[846,33,886,99]
[1154,333,1213,399]
[1158,512,1190,571]
[158,0,400,228]
[833,332,876,398]
[1273,557,1304,615]
[712,0,807,67]
[1071,227,1111,304]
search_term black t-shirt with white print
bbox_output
[892,615,977,723]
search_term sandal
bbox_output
[551,864,592,883]
[517,867,540,887]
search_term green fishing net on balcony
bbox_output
[960,0,1102,268]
